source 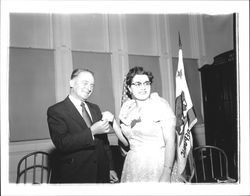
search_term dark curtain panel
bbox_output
[9,48,55,141]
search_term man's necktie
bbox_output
[80,102,92,127]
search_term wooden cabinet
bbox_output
[199,50,238,180]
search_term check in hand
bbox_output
[102,111,114,122]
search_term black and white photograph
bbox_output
[1,0,249,195]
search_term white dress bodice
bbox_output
[119,93,178,182]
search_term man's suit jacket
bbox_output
[47,96,114,183]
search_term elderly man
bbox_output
[47,68,118,183]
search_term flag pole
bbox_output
[178,31,182,49]
[175,31,197,182]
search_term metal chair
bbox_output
[193,145,236,183]
[16,151,51,184]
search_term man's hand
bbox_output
[90,120,110,135]
[109,170,119,183]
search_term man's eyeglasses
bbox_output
[131,81,151,87]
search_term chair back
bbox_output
[193,145,232,183]
[16,151,51,184]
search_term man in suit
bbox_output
[47,68,118,183]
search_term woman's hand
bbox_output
[119,100,140,126]
[159,167,172,182]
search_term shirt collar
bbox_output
[69,95,83,107]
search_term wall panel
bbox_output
[10,13,51,49]
[71,14,108,52]
[126,14,157,55]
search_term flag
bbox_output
[175,43,197,182]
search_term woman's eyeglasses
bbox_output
[131,81,151,87]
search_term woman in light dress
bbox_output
[106,66,178,182]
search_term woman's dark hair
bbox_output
[125,66,153,98]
